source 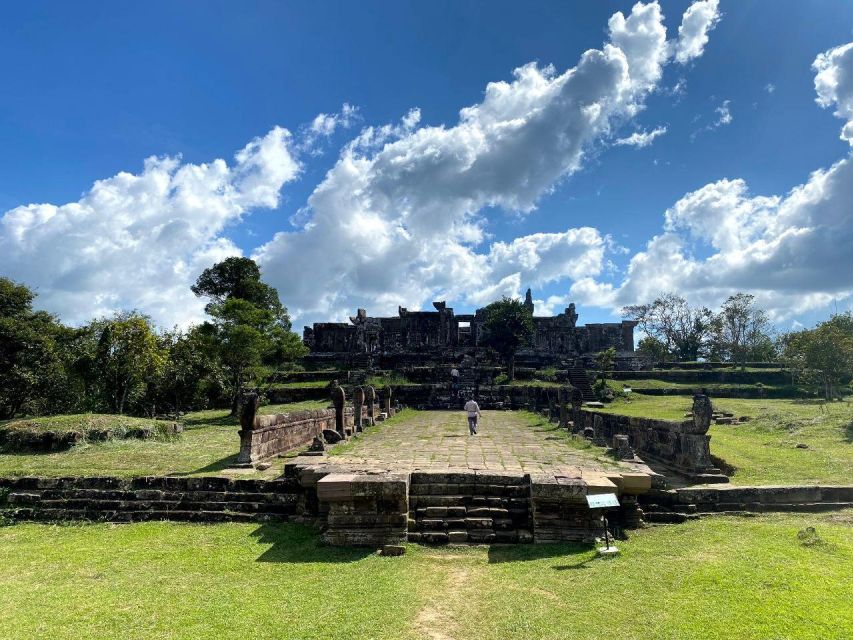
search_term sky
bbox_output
[2,0,853,334]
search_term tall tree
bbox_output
[92,312,165,414]
[623,293,715,361]
[479,297,534,381]
[713,293,773,369]
[192,258,305,413]
[0,278,68,418]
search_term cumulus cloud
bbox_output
[674,0,721,64]
[813,42,853,145]
[614,125,667,147]
[255,1,713,326]
[0,127,300,326]
[577,41,853,320]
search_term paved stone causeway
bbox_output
[320,410,640,475]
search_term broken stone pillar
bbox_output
[612,434,635,460]
[692,393,713,432]
[353,387,365,432]
[558,387,569,430]
[547,392,557,423]
[331,386,346,438]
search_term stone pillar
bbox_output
[366,385,376,426]
[353,387,365,432]
[570,387,584,433]
[236,392,260,465]
[383,387,393,416]
[558,387,569,430]
[692,393,713,432]
[331,386,346,438]
[547,391,557,423]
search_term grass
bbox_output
[0,512,850,639]
[266,380,329,389]
[0,401,329,479]
[0,413,165,435]
[326,408,415,456]
[591,395,853,485]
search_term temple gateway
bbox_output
[303,289,638,368]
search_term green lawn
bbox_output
[1,512,850,639]
[592,396,853,485]
[0,401,328,479]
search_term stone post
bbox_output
[558,387,569,430]
[331,386,346,438]
[236,392,260,465]
[353,387,365,432]
[366,385,376,426]
[547,391,557,423]
[692,393,713,432]
[383,387,393,416]
[570,387,584,433]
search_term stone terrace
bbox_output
[313,410,644,476]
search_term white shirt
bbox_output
[451,368,459,377]
[464,400,480,417]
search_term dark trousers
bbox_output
[468,416,478,434]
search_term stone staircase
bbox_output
[568,366,597,402]
[406,471,533,544]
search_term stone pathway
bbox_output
[322,410,634,475]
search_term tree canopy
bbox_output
[479,297,534,381]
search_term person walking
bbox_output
[464,396,481,435]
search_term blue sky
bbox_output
[2,1,853,331]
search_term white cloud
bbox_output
[813,42,853,145]
[577,42,853,320]
[255,1,712,326]
[614,125,668,147]
[691,98,732,139]
[765,83,776,94]
[674,0,721,64]
[0,127,300,327]
[300,103,360,152]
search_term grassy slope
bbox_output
[591,395,853,485]
[0,513,850,640]
[0,401,328,479]
[0,414,164,434]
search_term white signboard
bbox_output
[586,493,620,509]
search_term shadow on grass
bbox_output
[170,454,239,476]
[845,421,853,444]
[181,412,237,429]
[251,523,374,563]
[487,542,593,566]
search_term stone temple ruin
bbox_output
[303,289,639,369]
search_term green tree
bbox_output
[0,278,68,418]
[781,313,853,400]
[478,297,534,381]
[92,312,165,414]
[595,346,616,383]
[193,258,305,413]
[635,335,670,364]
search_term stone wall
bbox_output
[576,408,726,481]
[237,407,338,465]
[0,476,300,522]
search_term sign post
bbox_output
[586,492,620,556]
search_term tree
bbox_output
[192,258,306,413]
[155,326,224,415]
[0,278,68,418]
[781,313,853,400]
[595,346,616,384]
[478,297,534,381]
[713,293,773,369]
[635,335,671,364]
[92,312,165,414]
[191,256,289,327]
[622,293,715,361]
